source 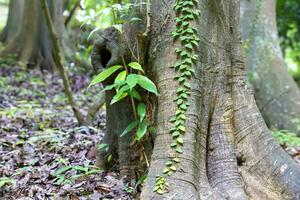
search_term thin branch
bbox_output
[41,0,85,125]
[64,1,80,28]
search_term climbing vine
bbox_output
[154,0,200,194]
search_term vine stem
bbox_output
[121,56,138,120]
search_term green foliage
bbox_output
[0,177,15,189]
[77,0,134,37]
[154,0,200,194]
[54,164,102,185]
[277,0,300,73]
[90,61,157,141]
[272,130,300,147]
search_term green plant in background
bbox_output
[54,164,102,185]
[277,0,300,74]
[272,130,300,147]
[78,0,133,37]
[153,0,200,194]
[0,177,15,189]
[89,61,157,141]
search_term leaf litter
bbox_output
[0,64,132,200]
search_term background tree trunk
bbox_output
[0,0,24,44]
[0,0,64,71]
[92,0,300,199]
[241,0,300,134]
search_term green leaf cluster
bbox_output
[89,62,158,141]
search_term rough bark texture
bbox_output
[91,0,300,199]
[0,0,24,44]
[241,0,300,135]
[0,0,64,71]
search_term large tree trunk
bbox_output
[0,0,24,44]
[92,0,300,199]
[241,0,300,134]
[0,0,64,71]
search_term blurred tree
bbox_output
[0,0,64,71]
[241,0,300,135]
[0,0,24,44]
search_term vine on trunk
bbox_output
[154,0,200,194]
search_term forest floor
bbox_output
[0,62,300,200]
[0,63,132,200]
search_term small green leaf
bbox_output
[163,168,169,174]
[136,120,148,140]
[172,131,181,138]
[166,161,173,166]
[177,137,183,144]
[170,166,176,171]
[176,147,183,154]
[170,143,177,147]
[107,154,113,162]
[128,62,144,72]
[173,158,180,163]
[120,120,139,137]
[137,103,147,121]
[137,75,158,95]
[89,65,122,87]
[157,189,164,195]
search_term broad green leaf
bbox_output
[111,85,130,105]
[126,74,139,90]
[137,103,146,121]
[136,120,148,140]
[110,92,128,105]
[115,70,127,84]
[137,75,158,95]
[128,62,144,72]
[120,120,139,137]
[89,65,122,87]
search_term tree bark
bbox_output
[241,0,300,135]
[92,0,300,199]
[0,0,64,71]
[0,0,24,44]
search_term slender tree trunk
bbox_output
[241,0,300,135]
[92,0,300,199]
[0,0,64,71]
[0,0,23,44]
